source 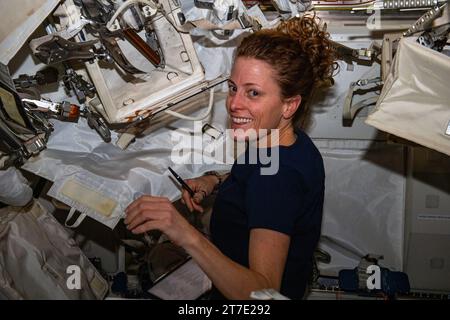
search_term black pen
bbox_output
[168,167,195,197]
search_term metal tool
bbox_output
[84,108,112,143]
[13,67,59,89]
[63,66,96,104]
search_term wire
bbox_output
[106,0,191,34]
[163,88,215,121]
[106,0,157,30]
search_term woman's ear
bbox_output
[282,95,301,119]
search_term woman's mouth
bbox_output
[231,117,253,125]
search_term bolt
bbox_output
[123,98,135,106]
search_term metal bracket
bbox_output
[381,33,402,81]
[343,77,383,125]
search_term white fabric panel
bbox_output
[315,140,406,274]
[366,37,450,156]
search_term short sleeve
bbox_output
[245,166,306,236]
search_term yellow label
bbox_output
[60,179,117,217]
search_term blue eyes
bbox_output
[248,90,259,97]
[228,85,237,93]
[227,86,259,98]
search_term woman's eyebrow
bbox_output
[243,83,261,87]
[227,79,261,87]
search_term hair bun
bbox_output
[276,14,337,87]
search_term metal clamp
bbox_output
[84,109,112,143]
[29,35,98,65]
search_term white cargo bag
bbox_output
[365,37,450,156]
[0,200,108,299]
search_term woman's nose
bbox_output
[227,92,244,112]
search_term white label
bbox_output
[446,121,450,136]
[148,259,211,300]
[418,214,450,221]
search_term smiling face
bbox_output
[226,57,300,144]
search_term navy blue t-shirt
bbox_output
[209,129,324,299]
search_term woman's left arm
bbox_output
[187,227,290,300]
[125,195,290,300]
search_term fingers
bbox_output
[125,212,147,231]
[131,219,161,234]
[181,188,206,213]
[124,199,172,233]
[192,201,204,213]
[182,180,198,212]
[188,192,205,213]
[193,190,206,204]
[125,196,169,227]
[181,189,194,212]
[126,195,167,213]
[125,208,165,231]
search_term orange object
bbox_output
[123,28,161,66]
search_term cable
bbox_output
[163,88,215,121]
[106,0,157,30]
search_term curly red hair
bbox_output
[236,13,338,127]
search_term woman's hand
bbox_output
[124,195,198,247]
[181,175,218,213]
